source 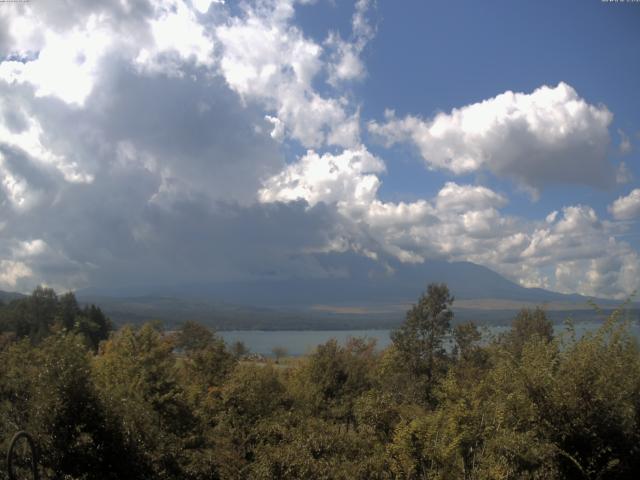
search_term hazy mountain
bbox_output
[0,290,25,303]
[78,255,595,306]
[75,255,630,329]
[6,256,627,330]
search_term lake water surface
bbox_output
[220,321,640,356]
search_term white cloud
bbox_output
[215,0,361,148]
[135,0,215,73]
[326,0,376,85]
[435,182,507,212]
[618,129,632,155]
[522,206,603,263]
[0,159,32,209]
[352,0,376,45]
[261,151,640,298]
[609,189,640,220]
[13,239,47,258]
[476,205,639,298]
[554,248,640,300]
[192,0,224,14]
[0,260,32,289]
[0,0,291,291]
[0,15,112,106]
[259,146,384,210]
[326,37,364,84]
[1,7,44,55]
[265,115,286,141]
[0,1,217,105]
[0,100,93,185]
[616,161,632,184]
[369,82,614,192]
[0,0,637,300]
[216,4,321,98]
[365,200,432,229]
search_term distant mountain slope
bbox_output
[81,256,598,306]
[76,294,629,331]
[76,256,630,329]
[7,256,630,330]
[74,294,399,330]
[0,290,25,303]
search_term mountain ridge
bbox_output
[76,257,608,306]
[5,258,630,330]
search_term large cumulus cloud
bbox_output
[259,147,639,298]
[368,82,615,194]
[609,189,640,220]
[214,0,368,148]
[0,0,638,300]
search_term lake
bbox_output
[220,320,640,356]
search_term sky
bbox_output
[0,0,639,299]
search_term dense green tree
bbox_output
[9,286,58,343]
[502,307,553,356]
[75,304,113,351]
[537,315,640,478]
[213,364,289,479]
[230,340,249,358]
[177,322,235,384]
[271,345,287,363]
[391,283,454,404]
[1,283,639,480]
[175,320,215,352]
[0,334,129,480]
[55,291,80,331]
[353,389,401,442]
[249,416,390,480]
[292,337,377,424]
[0,288,112,350]
[93,324,197,479]
[387,307,640,480]
[452,321,482,361]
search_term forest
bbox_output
[1,284,639,479]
